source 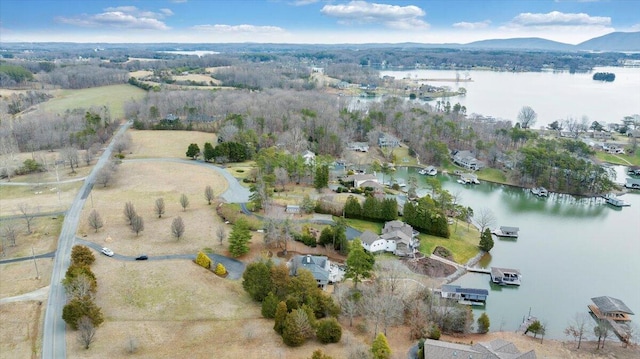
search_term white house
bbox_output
[302,150,316,165]
[452,150,482,170]
[378,133,400,148]
[359,221,418,257]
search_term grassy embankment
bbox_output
[419,221,480,264]
[596,150,640,167]
[39,84,146,119]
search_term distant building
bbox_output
[452,150,483,170]
[359,221,418,257]
[302,150,316,165]
[290,255,330,289]
[378,133,400,148]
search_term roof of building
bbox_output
[491,267,521,277]
[424,339,483,358]
[591,296,635,315]
[291,255,329,284]
[360,230,380,245]
[425,338,537,359]
[380,230,412,244]
[500,226,520,232]
[441,285,489,296]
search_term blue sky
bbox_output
[1,0,638,44]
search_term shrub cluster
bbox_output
[62,245,104,330]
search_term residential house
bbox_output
[452,150,483,170]
[627,129,640,138]
[302,150,316,165]
[290,255,331,289]
[347,142,370,152]
[285,205,300,214]
[603,144,624,154]
[343,174,379,188]
[424,338,537,359]
[359,221,418,257]
[378,133,400,148]
[592,131,613,140]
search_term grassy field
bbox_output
[38,84,146,119]
[128,130,217,159]
[596,150,640,166]
[392,146,418,166]
[476,167,508,184]
[344,218,384,234]
[418,220,481,264]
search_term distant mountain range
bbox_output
[462,31,640,52]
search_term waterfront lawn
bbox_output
[418,221,480,264]
[476,168,508,184]
[393,147,418,166]
[596,151,640,167]
[40,84,145,119]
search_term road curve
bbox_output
[122,158,251,203]
[41,121,132,359]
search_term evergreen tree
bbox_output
[479,228,495,252]
[477,312,490,333]
[242,260,274,301]
[371,333,392,359]
[274,301,288,334]
[203,142,215,162]
[186,143,200,159]
[344,195,362,218]
[345,239,374,288]
[261,292,279,318]
[70,245,95,267]
[62,296,104,330]
[228,218,251,257]
[282,309,314,347]
[314,164,329,190]
[316,317,342,343]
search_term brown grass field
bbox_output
[127,130,217,159]
[0,301,45,359]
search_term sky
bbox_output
[1,0,639,45]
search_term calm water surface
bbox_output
[379,66,640,128]
[383,167,640,339]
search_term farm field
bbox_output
[36,84,145,119]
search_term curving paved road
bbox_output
[75,238,245,280]
[123,158,251,203]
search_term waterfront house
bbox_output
[589,296,635,322]
[378,133,400,148]
[452,150,483,170]
[424,339,536,359]
[347,142,369,152]
[491,267,521,286]
[360,230,386,253]
[290,255,331,289]
[302,150,316,165]
[359,221,418,257]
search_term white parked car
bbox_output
[100,247,114,257]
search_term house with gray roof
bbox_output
[589,296,634,322]
[290,255,330,289]
[424,338,536,359]
[358,221,418,257]
[452,150,483,170]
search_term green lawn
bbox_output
[596,151,640,166]
[393,147,418,166]
[476,168,508,184]
[418,220,481,264]
[39,84,146,119]
[343,218,383,234]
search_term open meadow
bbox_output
[35,84,146,119]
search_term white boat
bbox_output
[418,166,437,176]
[531,187,549,197]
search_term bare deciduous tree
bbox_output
[594,320,611,349]
[95,166,114,188]
[64,274,95,300]
[113,133,132,154]
[474,207,496,235]
[335,285,360,327]
[18,203,37,234]
[87,209,103,233]
[83,147,94,166]
[61,146,79,173]
[564,313,590,349]
[179,194,190,212]
[171,216,185,240]
[274,167,288,191]
[123,201,136,225]
[2,222,19,247]
[131,215,144,236]
[216,226,226,246]
[154,198,165,218]
[77,316,97,350]
[517,106,537,129]
[204,185,214,205]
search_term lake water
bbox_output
[379,67,640,128]
[377,166,640,339]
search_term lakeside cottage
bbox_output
[359,221,418,257]
[452,150,483,170]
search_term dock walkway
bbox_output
[517,316,538,334]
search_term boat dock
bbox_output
[466,266,491,274]
[517,316,538,333]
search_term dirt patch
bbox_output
[0,260,52,298]
[401,256,457,278]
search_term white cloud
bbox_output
[630,23,640,31]
[57,6,172,30]
[170,0,188,3]
[321,1,429,30]
[192,24,286,33]
[510,11,610,27]
[453,20,491,30]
